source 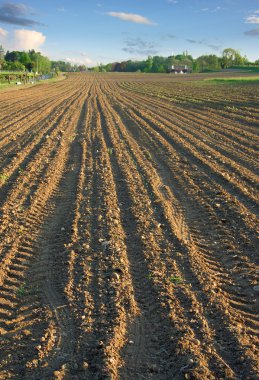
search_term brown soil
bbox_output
[0,73,258,380]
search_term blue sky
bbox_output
[0,0,259,65]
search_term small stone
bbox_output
[97,341,104,349]
[102,240,110,248]
[253,285,259,292]
[149,364,159,373]
[83,361,89,369]
[129,340,134,345]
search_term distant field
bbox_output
[207,76,259,84]
[0,72,258,380]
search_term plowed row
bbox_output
[0,73,258,380]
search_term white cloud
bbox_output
[107,12,155,25]
[245,15,259,24]
[211,6,224,13]
[245,9,259,24]
[13,29,46,50]
[0,27,8,38]
[201,6,224,13]
[65,55,93,65]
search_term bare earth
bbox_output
[0,73,258,380]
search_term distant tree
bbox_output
[3,60,25,71]
[19,52,31,69]
[151,56,167,73]
[195,54,220,71]
[174,52,193,65]
[166,53,194,71]
[0,59,5,70]
[0,44,5,60]
[221,48,247,68]
[5,51,21,62]
[104,63,113,72]
[144,56,153,72]
[110,61,127,72]
[77,64,87,72]
[166,55,175,69]
[51,60,74,72]
[125,60,138,72]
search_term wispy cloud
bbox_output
[211,6,224,13]
[107,12,156,25]
[0,2,42,26]
[207,44,221,51]
[122,37,159,55]
[245,13,259,24]
[168,0,178,3]
[186,38,221,51]
[65,55,93,65]
[244,28,259,37]
[201,6,225,13]
[246,16,259,23]
[0,27,8,38]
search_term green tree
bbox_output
[0,45,5,60]
[3,60,25,71]
[5,51,21,62]
[151,56,167,73]
[195,54,220,72]
[221,48,246,68]
[0,59,5,70]
[144,56,153,72]
[19,52,31,69]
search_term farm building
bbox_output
[169,65,191,74]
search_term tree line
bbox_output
[0,46,258,74]
[0,46,88,73]
[94,48,259,73]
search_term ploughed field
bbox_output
[0,72,258,380]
